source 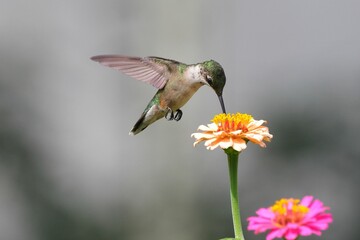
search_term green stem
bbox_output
[225,148,245,240]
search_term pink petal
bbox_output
[298,225,313,236]
[309,199,324,210]
[303,225,322,236]
[305,209,327,220]
[266,228,286,240]
[248,221,274,232]
[306,221,331,231]
[247,216,272,225]
[256,208,275,219]
[285,230,300,240]
[300,196,314,207]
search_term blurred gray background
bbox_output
[1,1,359,239]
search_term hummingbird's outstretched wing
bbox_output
[91,55,180,89]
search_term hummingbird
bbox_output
[91,55,227,135]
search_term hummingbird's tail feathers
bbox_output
[129,114,147,135]
[129,103,166,135]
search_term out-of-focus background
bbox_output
[1,1,359,239]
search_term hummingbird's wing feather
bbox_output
[91,55,179,89]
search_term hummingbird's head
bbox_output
[201,60,227,113]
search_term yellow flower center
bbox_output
[270,198,309,227]
[212,113,253,132]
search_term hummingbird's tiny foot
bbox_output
[165,108,174,121]
[174,109,182,121]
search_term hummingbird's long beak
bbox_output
[218,95,226,113]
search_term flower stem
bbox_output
[225,148,245,240]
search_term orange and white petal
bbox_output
[230,129,243,135]
[248,120,267,130]
[205,137,229,150]
[199,123,218,131]
[213,130,226,136]
[219,137,234,149]
[197,124,215,131]
[244,134,267,147]
[206,141,221,150]
[232,138,247,152]
[244,132,265,142]
[193,138,207,146]
[204,137,219,147]
[191,132,216,140]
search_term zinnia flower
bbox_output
[247,196,333,240]
[191,113,272,151]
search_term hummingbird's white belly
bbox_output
[158,64,205,112]
[164,81,203,111]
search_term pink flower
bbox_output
[247,196,333,240]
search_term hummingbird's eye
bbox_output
[206,75,213,84]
